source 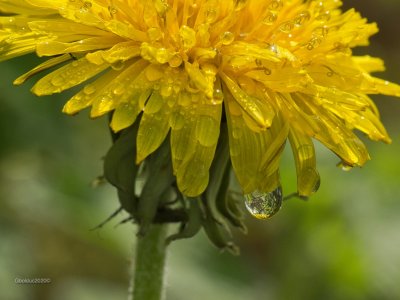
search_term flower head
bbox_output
[1,0,399,218]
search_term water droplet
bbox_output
[113,84,125,95]
[81,1,92,12]
[268,0,283,12]
[337,161,353,171]
[264,68,272,75]
[306,37,322,50]
[268,43,278,54]
[205,9,218,23]
[155,48,170,64]
[51,76,64,87]
[111,60,125,70]
[160,84,173,97]
[263,12,277,25]
[313,26,329,38]
[316,10,331,22]
[245,187,282,219]
[108,5,117,15]
[279,21,294,33]
[294,11,310,26]
[168,54,183,67]
[179,25,196,49]
[255,59,263,67]
[83,84,96,95]
[221,31,235,45]
[212,88,223,105]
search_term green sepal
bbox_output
[137,137,175,236]
[216,167,247,233]
[201,196,240,255]
[166,197,203,244]
[104,121,139,214]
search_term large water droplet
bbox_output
[244,187,282,219]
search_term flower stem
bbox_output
[129,224,168,300]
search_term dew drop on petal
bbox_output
[221,31,235,45]
[279,21,294,33]
[316,10,331,22]
[244,187,283,219]
[108,5,117,15]
[205,9,218,23]
[113,83,125,96]
[83,84,96,95]
[264,68,272,75]
[263,12,277,25]
[294,11,311,26]
[268,0,283,13]
[111,60,125,70]
[81,1,92,12]
[313,26,329,38]
[212,88,223,105]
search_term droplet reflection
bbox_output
[244,187,283,219]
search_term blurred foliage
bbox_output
[1,1,400,300]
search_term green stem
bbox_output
[129,224,168,300]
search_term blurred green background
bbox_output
[1,1,399,299]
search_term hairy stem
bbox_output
[129,224,168,300]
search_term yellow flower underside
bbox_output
[1,0,399,197]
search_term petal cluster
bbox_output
[1,0,399,198]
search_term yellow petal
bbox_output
[14,54,71,85]
[63,69,120,115]
[35,37,122,57]
[288,128,320,197]
[221,72,274,129]
[225,92,287,194]
[136,92,170,163]
[176,142,215,197]
[353,56,385,73]
[31,57,109,95]
[170,92,222,196]
[0,0,54,14]
[86,59,148,118]
[110,89,151,132]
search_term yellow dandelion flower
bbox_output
[1,0,399,216]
